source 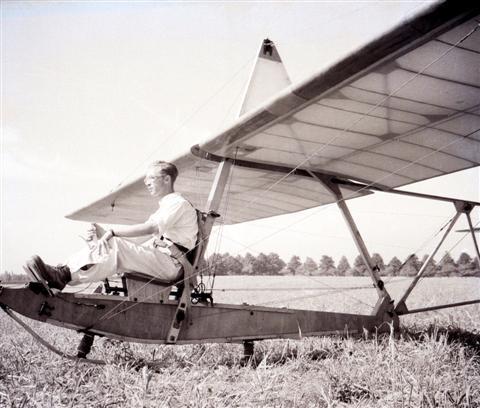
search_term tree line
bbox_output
[205,251,480,277]
[1,251,478,282]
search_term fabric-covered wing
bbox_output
[67,154,365,225]
[67,2,480,225]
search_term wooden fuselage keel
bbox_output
[0,284,395,345]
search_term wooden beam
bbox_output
[166,160,233,344]
[333,178,480,207]
[0,286,387,344]
[309,173,391,301]
[206,160,233,212]
[397,299,480,315]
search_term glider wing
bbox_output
[67,2,480,225]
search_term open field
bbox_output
[1,277,479,407]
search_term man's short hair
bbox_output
[149,161,178,183]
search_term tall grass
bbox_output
[1,277,479,407]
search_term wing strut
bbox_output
[308,172,394,318]
[394,201,480,315]
[395,209,463,314]
[466,211,480,261]
[331,179,480,315]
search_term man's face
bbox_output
[144,170,171,197]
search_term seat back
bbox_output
[189,210,212,279]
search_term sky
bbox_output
[1,1,479,274]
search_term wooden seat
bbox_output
[103,271,183,303]
[103,209,213,309]
[124,272,181,304]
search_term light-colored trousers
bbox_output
[66,237,181,285]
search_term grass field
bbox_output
[1,276,479,407]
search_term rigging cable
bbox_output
[202,23,480,307]
[257,286,375,310]
[92,154,240,324]
[92,124,479,325]
[383,214,458,286]
[111,55,255,192]
[85,21,480,325]
[234,22,480,215]
[232,125,479,255]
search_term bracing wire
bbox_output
[96,134,480,322]
[95,205,478,324]
[383,214,458,285]
[91,124,478,324]
[238,126,479,253]
[110,55,255,192]
[434,219,480,270]
[232,22,480,214]
[96,108,479,321]
[93,150,240,324]
[86,20,480,325]
[257,287,375,310]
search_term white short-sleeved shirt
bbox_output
[147,192,198,250]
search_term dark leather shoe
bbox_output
[26,255,71,290]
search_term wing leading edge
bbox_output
[67,2,480,225]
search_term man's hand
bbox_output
[153,238,168,248]
[86,223,107,241]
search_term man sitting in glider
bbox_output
[25,161,198,290]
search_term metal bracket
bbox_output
[38,301,54,317]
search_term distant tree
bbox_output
[303,257,318,276]
[207,253,222,274]
[208,253,242,275]
[457,252,472,265]
[286,255,302,275]
[0,271,30,282]
[457,252,477,277]
[419,254,437,276]
[385,256,402,276]
[371,253,385,274]
[250,252,285,275]
[318,255,336,276]
[437,251,457,277]
[336,256,350,276]
[266,253,286,275]
[403,254,421,276]
[241,253,256,275]
[251,253,269,275]
[0,271,11,282]
[224,254,243,275]
[352,255,368,276]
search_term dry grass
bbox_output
[1,277,479,407]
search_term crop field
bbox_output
[1,276,479,407]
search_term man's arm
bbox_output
[89,222,158,241]
[109,222,158,238]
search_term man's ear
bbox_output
[163,175,171,185]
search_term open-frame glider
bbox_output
[1,1,479,361]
